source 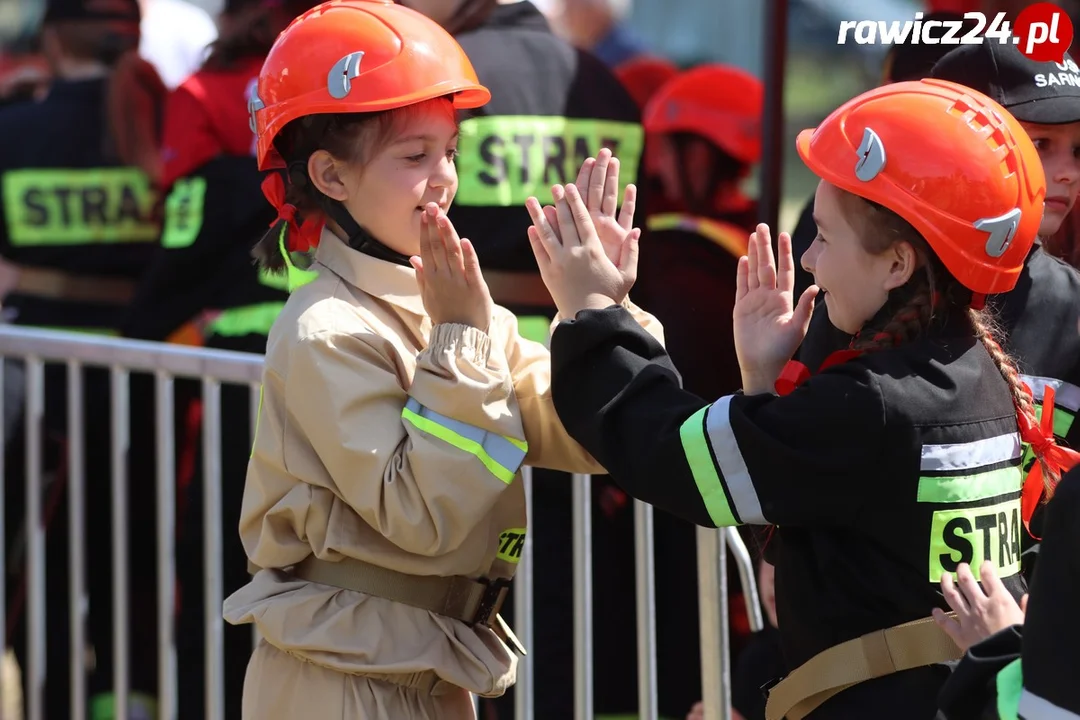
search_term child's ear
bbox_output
[882,240,917,292]
[307,150,349,202]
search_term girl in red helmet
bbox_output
[527,79,1080,718]
[221,1,660,717]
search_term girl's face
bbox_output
[800,181,916,335]
[317,101,460,257]
[1020,121,1080,237]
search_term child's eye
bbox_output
[814,232,826,244]
[406,153,426,163]
[1031,138,1049,152]
[446,148,458,161]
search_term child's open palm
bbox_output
[409,204,494,333]
[733,224,819,393]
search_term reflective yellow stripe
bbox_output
[916,466,1022,504]
[401,398,527,484]
[455,115,644,207]
[270,225,318,292]
[647,213,749,259]
[516,315,550,346]
[205,302,284,338]
[2,168,159,246]
[679,404,739,527]
[161,177,207,249]
[996,659,1023,720]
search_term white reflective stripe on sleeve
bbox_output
[920,432,1022,472]
[1021,374,1080,413]
[704,396,766,524]
[1018,688,1080,719]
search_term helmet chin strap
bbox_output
[320,195,414,267]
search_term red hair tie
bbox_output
[1017,383,1080,537]
[260,173,323,253]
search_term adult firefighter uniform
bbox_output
[221,2,662,718]
[0,0,164,715]
[119,1,319,714]
[446,5,649,716]
[545,80,1072,719]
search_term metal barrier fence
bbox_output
[0,325,763,720]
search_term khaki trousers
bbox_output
[242,640,478,720]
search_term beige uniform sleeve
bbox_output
[502,296,664,474]
[280,323,528,557]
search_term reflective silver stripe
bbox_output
[920,433,1021,472]
[704,397,766,524]
[1018,688,1080,719]
[1021,374,1080,413]
[403,397,527,475]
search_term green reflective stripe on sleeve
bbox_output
[2,168,159,246]
[205,302,285,338]
[455,115,644,207]
[401,397,527,484]
[679,405,739,527]
[996,658,1023,720]
[160,177,207,248]
[516,315,550,346]
[916,466,1022,504]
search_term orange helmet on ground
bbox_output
[249,0,491,170]
[643,63,763,165]
[614,55,678,110]
[797,78,1045,296]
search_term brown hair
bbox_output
[840,190,1060,499]
[253,97,457,272]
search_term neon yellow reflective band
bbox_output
[496,527,527,563]
[401,398,527,484]
[2,168,160,246]
[647,213,749,259]
[455,115,644,207]
[928,498,1022,583]
[516,315,550,346]
[916,466,1022,504]
[996,658,1023,720]
[269,225,319,292]
[160,177,207,249]
[205,302,285,338]
[679,405,739,527]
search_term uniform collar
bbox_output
[314,227,426,317]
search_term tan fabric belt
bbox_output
[12,265,137,305]
[482,270,553,309]
[248,556,512,631]
[764,614,961,720]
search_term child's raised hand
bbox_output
[526,183,641,318]
[409,203,494,333]
[733,224,819,394]
[572,148,638,268]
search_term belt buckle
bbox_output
[470,577,511,627]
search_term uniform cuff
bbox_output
[428,323,492,367]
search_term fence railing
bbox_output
[0,324,762,720]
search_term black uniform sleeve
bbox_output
[935,626,1022,720]
[121,156,270,341]
[550,305,888,528]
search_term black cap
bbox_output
[930,41,1080,125]
[44,0,141,25]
